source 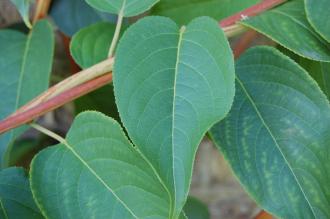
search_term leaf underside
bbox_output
[31,16,234,219]
[210,46,330,219]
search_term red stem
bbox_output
[220,0,286,28]
[0,73,112,133]
[0,0,287,135]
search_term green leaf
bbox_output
[50,0,117,36]
[85,0,159,17]
[241,0,330,62]
[305,0,330,43]
[10,0,33,29]
[209,46,330,219]
[151,0,259,25]
[278,46,330,100]
[0,20,54,168]
[114,16,234,217]
[183,197,210,219]
[31,112,172,219]
[0,167,43,219]
[31,16,235,218]
[70,22,117,69]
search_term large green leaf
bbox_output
[210,46,330,219]
[30,16,235,218]
[241,0,330,62]
[86,0,159,17]
[10,0,33,28]
[183,197,210,219]
[50,0,117,36]
[305,0,330,43]
[0,167,43,219]
[151,0,259,25]
[114,16,234,217]
[0,20,54,168]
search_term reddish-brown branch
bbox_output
[220,0,286,28]
[0,73,113,133]
[254,210,273,219]
[0,0,287,135]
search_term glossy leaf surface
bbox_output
[0,167,43,219]
[86,0,159,17]
[210,46,330,219]
[0,20,54,168]
[241,0,330,62]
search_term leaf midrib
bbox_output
[4,27,34,166]
[235,76,317,218]
[15,28,34,112]
[171,25,186,219]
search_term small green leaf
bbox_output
[305,0,330,42]
[210,46,330,219]
[183,197,210,219]
[50,0,117,36]
[0,20,54,168]
[30,16,235,218]
[85,0,159,17]
[10,0,33,29]
[151,0,259,25]
[241,0,330,62]
[70,22,117,69]
[0,167,43,219]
